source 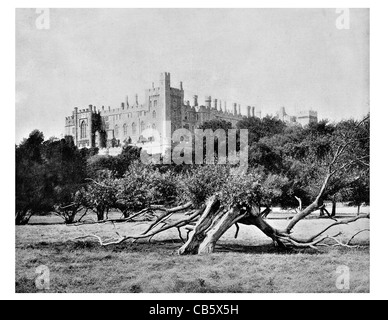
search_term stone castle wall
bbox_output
[64,72,252,150]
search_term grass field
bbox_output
[15,207,370,293]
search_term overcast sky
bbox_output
[16,8,369,143]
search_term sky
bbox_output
[15,8,369,143]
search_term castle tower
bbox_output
[193,95,198,107]
[205,96,212,109]
[74,107,78,145]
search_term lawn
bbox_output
[15,208,370,293]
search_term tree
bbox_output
[237,115,286,145]
[86,145,141,178]
[42,136,88,224]
[16,130,50,224]
[80,171,117,221]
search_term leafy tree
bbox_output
[41,135,88,223]
[237,116,286,145]
[86,145,141,178]
[80,170,117,221]
[16,130,51,224]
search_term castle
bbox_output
[64,72,317,154]
[64,72,259,153]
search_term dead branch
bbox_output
[294,196,302,212]
[347,229,370,245]
[73,207,203,246]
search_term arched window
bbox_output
[153,110,156,118]
[114,124,119,137]
[140,121,145,132]
[132,122,137,134]
[80,121,87,139]
[123,123,128,136]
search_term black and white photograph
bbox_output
[6,2,388,303]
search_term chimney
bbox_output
[224,101,227,112]
[102,106,104,111]
[214,99,218,110]
[252,106,256,118]
[247,106,251,117]
[121,102,125,109]
[186,100,191,106]
[238,104,241,115]
[233,103,237,115]
[180,81,183,90]
[135,94,138,105]
[205,96,212,108]
[193,95,198,107]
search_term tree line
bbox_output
[15,115,369,226]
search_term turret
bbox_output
[160,72,171,88]
[193,95,198,107]
[205,96,212,109]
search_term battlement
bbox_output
[64,72,262,150]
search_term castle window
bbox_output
[140,121,145,132]
[114,125,119,137]
[153,110,156,118]
[123,123,128,136]
[132,122,137,135]
[80,121,87,139]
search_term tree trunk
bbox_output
[15,209,32,225]
[331,199,336,217]
[261,206,272,219]
[178,196,219,255]
[285,173,332,233]
[96,209,105,221]
[286,201,319,233]
[239,205,284,247]
[196,206,244,254]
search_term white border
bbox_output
[3,1,388,300]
